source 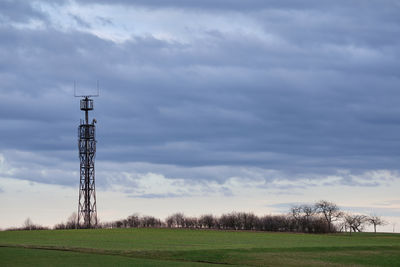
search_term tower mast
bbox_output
[77,95,98,228]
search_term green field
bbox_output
[1,228,399,266]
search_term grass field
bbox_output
[0,228,399,266]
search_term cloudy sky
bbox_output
[1,0,399,231]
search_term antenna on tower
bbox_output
[74,81,100,98]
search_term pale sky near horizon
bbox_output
[0,0,399,232]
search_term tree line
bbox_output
[102,200,387,234]
[7,200,387,234]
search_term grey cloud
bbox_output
[339,177,381,187]
[71,0,399,13]
[69,14,91,28]
[2,25,400,172]
[95,16,113,26]
[0,0,47,23]
[373,200,400,206]
[219,187,233,197]
[1,1,400,188]
[0,150,76,186]
[128,193,188,199]
[269,191,303,196]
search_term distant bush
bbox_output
[6,218,49,231]
[53,212,78,230]
[101,213,163,229]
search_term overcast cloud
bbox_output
[0,0,399,228]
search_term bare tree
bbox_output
[67,212,78,229]
[302,205,316,219]
[166,216,174,228]
[290,205,304,232]
[23,218,33,230]
[184,217,198,229]
[367,215,387,233]
[315,200,342,232]
[344,213,368,235]
[199,214,215,229]
[301,204,316,232]
[127,214,140,228]
[344,214,356,235]
[174,213,185,228]
[291,204,317,232]
[140,216,162,228]
[219,213,236,230]
[291,206,302,222]
[352,215,367,232]
[166,213,185,228]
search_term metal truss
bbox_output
[77,97,97,228]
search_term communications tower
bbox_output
[77,94,98,228]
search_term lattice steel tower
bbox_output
[77,96,97,228]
